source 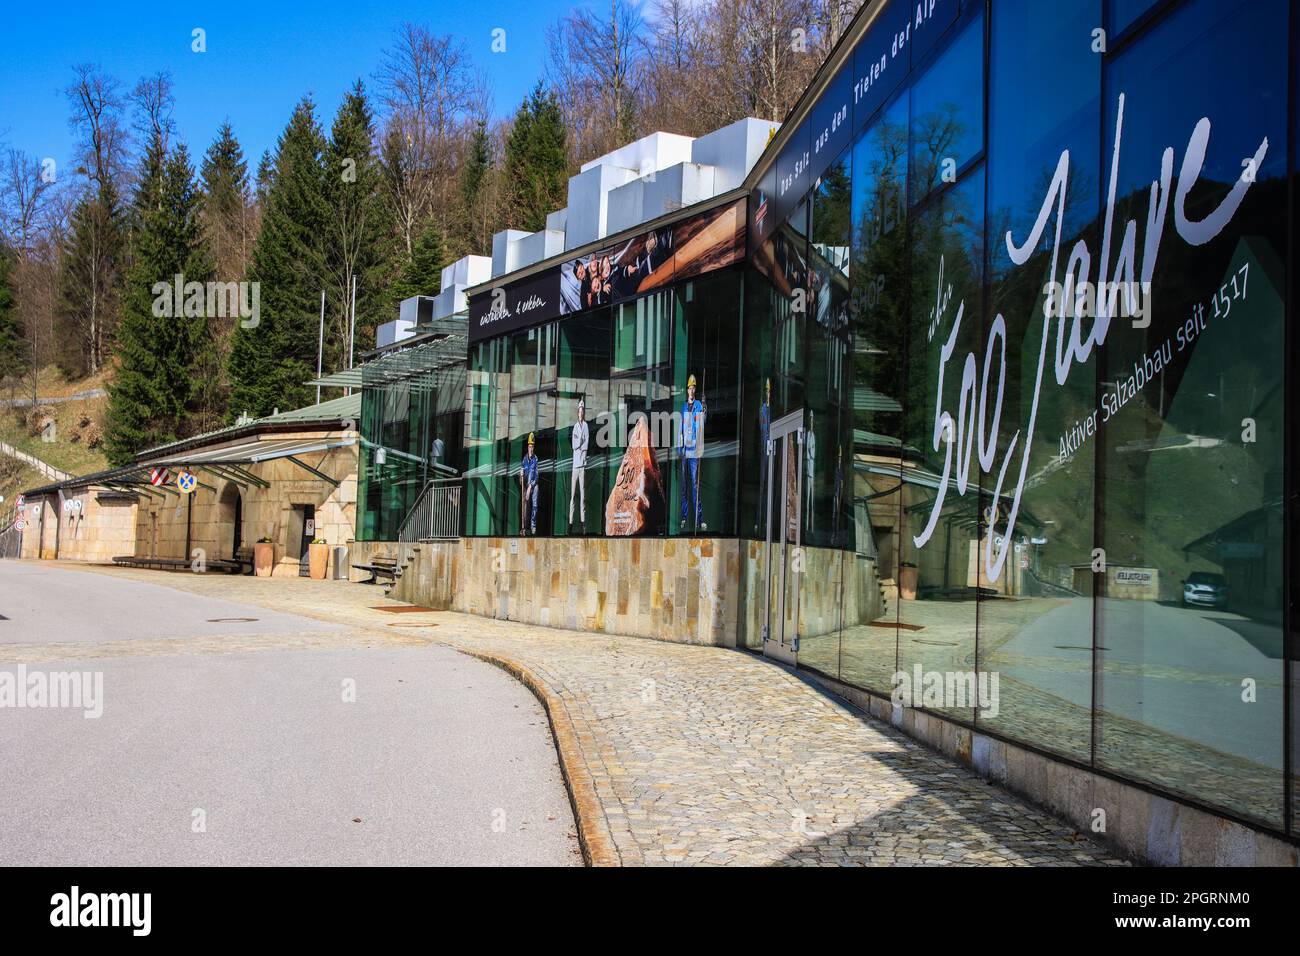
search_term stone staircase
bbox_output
[382,544,423,599]
[878,576,896,620]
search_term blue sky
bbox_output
[0,0,577,173]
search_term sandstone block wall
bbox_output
[133,444,357,576]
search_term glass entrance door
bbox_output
[763,410,804,664]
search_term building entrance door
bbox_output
[232,492,243,559]
[294,504,315,577]
[762,409,804,665]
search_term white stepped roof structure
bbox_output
[378,116,779,349]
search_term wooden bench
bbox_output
[112,554,248,574]
[112,555,195,572]
[352,555,399,585]
[233,546,255,575]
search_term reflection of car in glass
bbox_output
[1183,572,1228,609]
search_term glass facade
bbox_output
[459,0,1297,837]
[355,345,466,542]
[745,0,1295,835]
[465,269,745,539]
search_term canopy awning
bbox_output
[22,437,357,497]
[151,436,355,467]
[307,330,467,392]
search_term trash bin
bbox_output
[331,545,349,580]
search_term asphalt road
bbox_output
[0,559,348,644]
[0,561,580,866]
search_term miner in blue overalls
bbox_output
[520,431,539,535]
[755,377,771,534]
[679,374,705,532]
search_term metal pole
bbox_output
[316,290,325,405]
[348,272,357,374]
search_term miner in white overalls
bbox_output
[569,399,590,532]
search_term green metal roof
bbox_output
[134,393,361,459]
[257,393,361,426]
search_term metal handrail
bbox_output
[397,478,461,541]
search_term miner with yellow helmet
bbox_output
[520,430,540,535]
[678,372,706,531]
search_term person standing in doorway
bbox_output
[520,432,539,535]
[569,399,590,532]
[679,374,705,532]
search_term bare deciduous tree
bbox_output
[374,24,484,259]
[131,71,176,153]
[547,0,645,163]
[1,149,53,254]
[65,64,128,190]
[542,0,863,173]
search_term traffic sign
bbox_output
[150,467,170,487]
[14,518,25,531]
[15,494,24,508]
[177,470,198,494]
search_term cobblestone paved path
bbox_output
[53,563,1130,867]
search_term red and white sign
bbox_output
[14,494,24,508]
[13,518,25,531]
[150,467,170,487]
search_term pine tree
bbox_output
[200,121,251,279]
[323,82,396,375]
[56,182,125,378]
[254,149,274,204]
[456,118,493,256]
[0,245,25,384]
[387,220,448,304]
[195,123,252,429]
[227,98,329,419]
[503,84,569,233]
[105,138,213,465]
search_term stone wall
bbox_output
[398,536,744,646]
[809,671,1299,867]
[393,536,869,648]
[18,495,58,560]
[737,541,864,650]
[133,443,357,577]
[39,490,138,563]
[385,540,455,604]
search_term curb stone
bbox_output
[456,648,621,868]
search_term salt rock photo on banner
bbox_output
[605,416,666,536]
